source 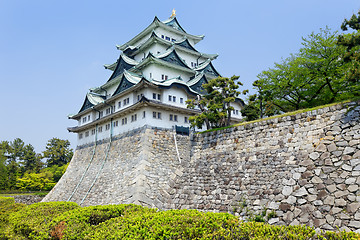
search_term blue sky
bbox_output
[0,0,359,152]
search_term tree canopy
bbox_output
[337,9,360,96]
[253,27,356,114]
[43,138,73,167]
[186,75,245,130]
[0,138,72,191]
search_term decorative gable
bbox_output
[189,75,208,94]
[159,50,189,69]
[176,38,197,52]
[112,75,135,96]
[108,56,137,81]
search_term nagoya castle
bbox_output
[43,11,243,207]
[69,10,243,146]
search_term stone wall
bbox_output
[43,101,360,232]
[43,126,189,208]
[176,101,359,232]
[4,195,44,205]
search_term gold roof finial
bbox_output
[170,9,176,18]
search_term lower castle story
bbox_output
[43,101,360,232]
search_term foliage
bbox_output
[43,138,73,167]
[0,197,26,239]
[89,209,241,240]
[0,138,72,191]
[16,172,56,191]
[256,27,355,113]
[4,201,79,239]
[338,9,360,93]
[47,204,156,240]
[1,199,360,239]
[186,75,245,130]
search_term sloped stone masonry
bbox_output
[180,101,360,232]
[43,101,360,232]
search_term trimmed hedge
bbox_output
[4,201,79,239]
[47,204,156,240]
[0,197,26,239]
[1,198,360,240]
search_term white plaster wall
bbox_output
[76,105,192,146]
[155,29,183,44]
[230,102,243,119]
[133,44,168,62]
[162,87,189,108]
[142,65,193,82]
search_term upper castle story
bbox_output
[68,11,244,146]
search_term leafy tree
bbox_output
[43,138,73,167]
[0,150,8,190]
[256,27,352,113]
[21,145,43,174]
[186,75,244,130]
[16,172,56,191]
[241,94,261,121]
[338,10,360,96]
[7,138,25,164]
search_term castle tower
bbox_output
[67,13,244,146]
[42,13,243,207]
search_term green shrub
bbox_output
[0,197,26,239]
[89,209,241,240]
[48,204,154,240]
[4,201,79,240]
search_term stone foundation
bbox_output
[43,101,360,232]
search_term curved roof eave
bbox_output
[118,16,204,51]
[131,54,195,75]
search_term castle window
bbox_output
[171,38,176,42]
[82,117,86,123]
[118,101,121,108]
[137,94,143,101]
[161,35,164,39]
[185,117,188,123]
[170,114,173,121]
[143,111,146,118]
[106,108,111,115]
[173,96,176,102]
[174,115,178,122]
[79,133,83,139]
[88,115,90,121]
[153,112,161,119]
[236,110,239,115]
[98,126,103,132]
[122,118,127,125]
[168,95,172,101]
[85,131,89,137]
[99,111,103,118]
[180,98,183,104]
[150,72,152,78]
[153,93,156,99]
[131,114,137,122]
[157,94,161,100]
[113,121,118,127]
[162,74,168,80]
[91,129,96,135]
[165,36,170,41]
[105,123,110,131]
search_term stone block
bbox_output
[349,221,360,229]
[293,187,308,197]
[347,203,360,213]
[335,198,347,207]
